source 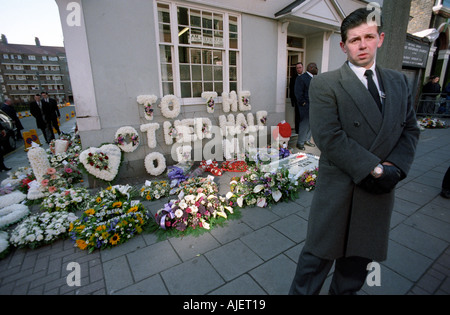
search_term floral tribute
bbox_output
[298,168,319,192]
[140,180,170,201]
[227,165,303,208]
[150,176,237,237]
[418,116,447,129]
[137,94,157,121]
[201,92,218,114]
[41,166,83,194]
[9,211,77,249]
[41,187,90,213]
[70,185,151,253]
[114,126,140,152]
[79,144,122,182]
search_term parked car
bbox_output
[0,109,17,152]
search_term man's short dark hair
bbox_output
[341,7,383,43]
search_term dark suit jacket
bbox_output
[42,97,60,121]
[304,62,420,262]
[29,101,48,130]
[294,72,312,108]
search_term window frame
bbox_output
[154,0,241,105]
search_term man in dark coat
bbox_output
[289,62,303,134]
[41,91,61,137]
[29,94,52,144]
[294,62,318,150]
[1,98,24,140]
[289,8,420,295]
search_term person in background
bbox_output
[295,62,318,150]
[1,98,24,140]
[41,91,61,137]
[0,123,11,171]
[290,62,303,134]
[29,94,52,144]
[420,75,441,114]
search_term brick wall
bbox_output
[408,0,435,34]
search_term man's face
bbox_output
[340,22,384,69]
[296,64,303,74]
[34,95,41,102]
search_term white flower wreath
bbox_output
[201,92,218,114]
[0,204,30,229]
[175,145,192,163]
[114,126,140,152]
[163,121,178,145]
[219,114,237,137]
[137,94,158,121]
[0,191,26,209]
[0,231,8,255]
[235,113,249,134]
[256,110,268,129]
[195,117,213,140]
[238,90,251,111]
[79,144,122,182]
[174,119,198,143]
[160,95,181,119]
[222,91,238,113]
[27,144,51,183]
[140,123,160,149]
[144,152,167,176]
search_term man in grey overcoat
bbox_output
[289,7,420,295]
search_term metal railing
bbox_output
[416,93,450,117]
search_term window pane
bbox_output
[229,33,238,49]
[190,28,202,45]
[214,31,223,48]
[160,45,172,63]
[192,65,202,81]
[229,66,237,81]
[213,51,222,65]
[191,49,201,64]
[229,51,236,66]
[229,16,238,32]
[161,64,173,81]
[178,7,189,26]
[202,50,212,64]
[214,13,223,30]
[230,82,237,92]
[178,26,190,44]
[214,82,223,95]
[203,65,212,81]
[180,65,190,80]
[157,3,170,23]
[162,82,174,95]
[203,29,213,46]
[213,66,223,80]
[181,82,191,98]
[190,9,201,27]
[178,46,189,63]
[192,82,202,97]
[202,12,212,29]
[204,82,213,92]
[159,24,171,43]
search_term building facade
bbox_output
[55,0,396,181]
[0,36,72,105]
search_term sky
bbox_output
[0,0,64,47]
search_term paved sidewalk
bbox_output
[0,120,449,295]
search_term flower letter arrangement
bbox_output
[114,126,140,153]
[70,184,151,252]
[137,94,157,121]
[148,176,240,240]
[79,144,122,183]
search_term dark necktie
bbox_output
[365,70,382,112]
